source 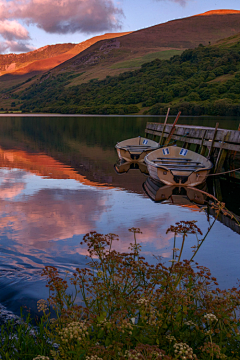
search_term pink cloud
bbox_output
[1,0,123,34]
[0,19,29,40]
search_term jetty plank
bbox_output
[145,122,240,174]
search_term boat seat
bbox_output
[159,164,203,169]
[123,145,152,148]
[153,160,201,165]
[122,147,153,151]
[157,157,192,161]
[167,168,202,172]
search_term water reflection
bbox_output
[114,159,149,174]
[143,177,206,206]
[0,115,240,319]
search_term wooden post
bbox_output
[213,178,223,202]
[182,141,190,150]
[199,130,207,155]
[232,123,240,159]
[207,122,219,158]
[164,111,181,146]
[159,107,170,145]
[195,144,200,153]
[214,131,230,173]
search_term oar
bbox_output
[159,107,170,146]
[164,111,181,146]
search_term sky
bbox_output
[0,0,240,54]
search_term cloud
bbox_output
[0,18,31,53]
[0,40,7,52]
[0,39,34,53]
[0,19,29,40]
[155,0,191,6]
[1,0,123,34]
[4,39,34,52]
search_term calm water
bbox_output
[0,115,240,317]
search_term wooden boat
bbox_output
[115,136,160,162]
[114,159,148,174]
[144,146,213,186]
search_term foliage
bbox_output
[1,215,240,359]
[8,40,240,115]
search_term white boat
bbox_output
[115,136,160,162]
[144,146,213,186]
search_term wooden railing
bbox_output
[145,122,240,173]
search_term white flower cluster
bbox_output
[173,343,197,359]
[166,334,176,342]
[204,313,218,322]
[32,356,50,360]
[124,350,142,360]
[58,321,88,343]
[86,356,103,360]
[37,299,48,313]
[124,350,164,359]
[184,320,197,327]
[137,298,149,306]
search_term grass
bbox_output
[1,200,240,359]
[110,50,184,70]
[209,74,236,83]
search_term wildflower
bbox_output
[32,356,50,360]
[169,259,177,263]
[137,298,149,306]
[37,299,48,313]
[204,313,218,322]
[166,334,176,342]
[201,342,227,359]
[131,317,136,325]
[184,320,197,327]
[58,320,89,343]
[173,342,196,359]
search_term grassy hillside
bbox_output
[8,33,239,116]
[37,11,240,87]
[2,9,240,96]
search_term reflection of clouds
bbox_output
[0,169,26,199]
[0,183,25,199]
[73,214,175,260]
[0,188,107,249]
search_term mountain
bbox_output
[44,9,240,85]
[0,32,130,90]
[15,30,240,117]
[1,9,240,113]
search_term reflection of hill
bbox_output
[0,147,111,188]
[0,146,149,194]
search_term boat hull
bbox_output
[145,146,213,187]
[115,137,160,163]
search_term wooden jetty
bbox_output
[145,120,240,174]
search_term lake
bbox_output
[0,114,240,319]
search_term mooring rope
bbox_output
[207,167,240,177]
